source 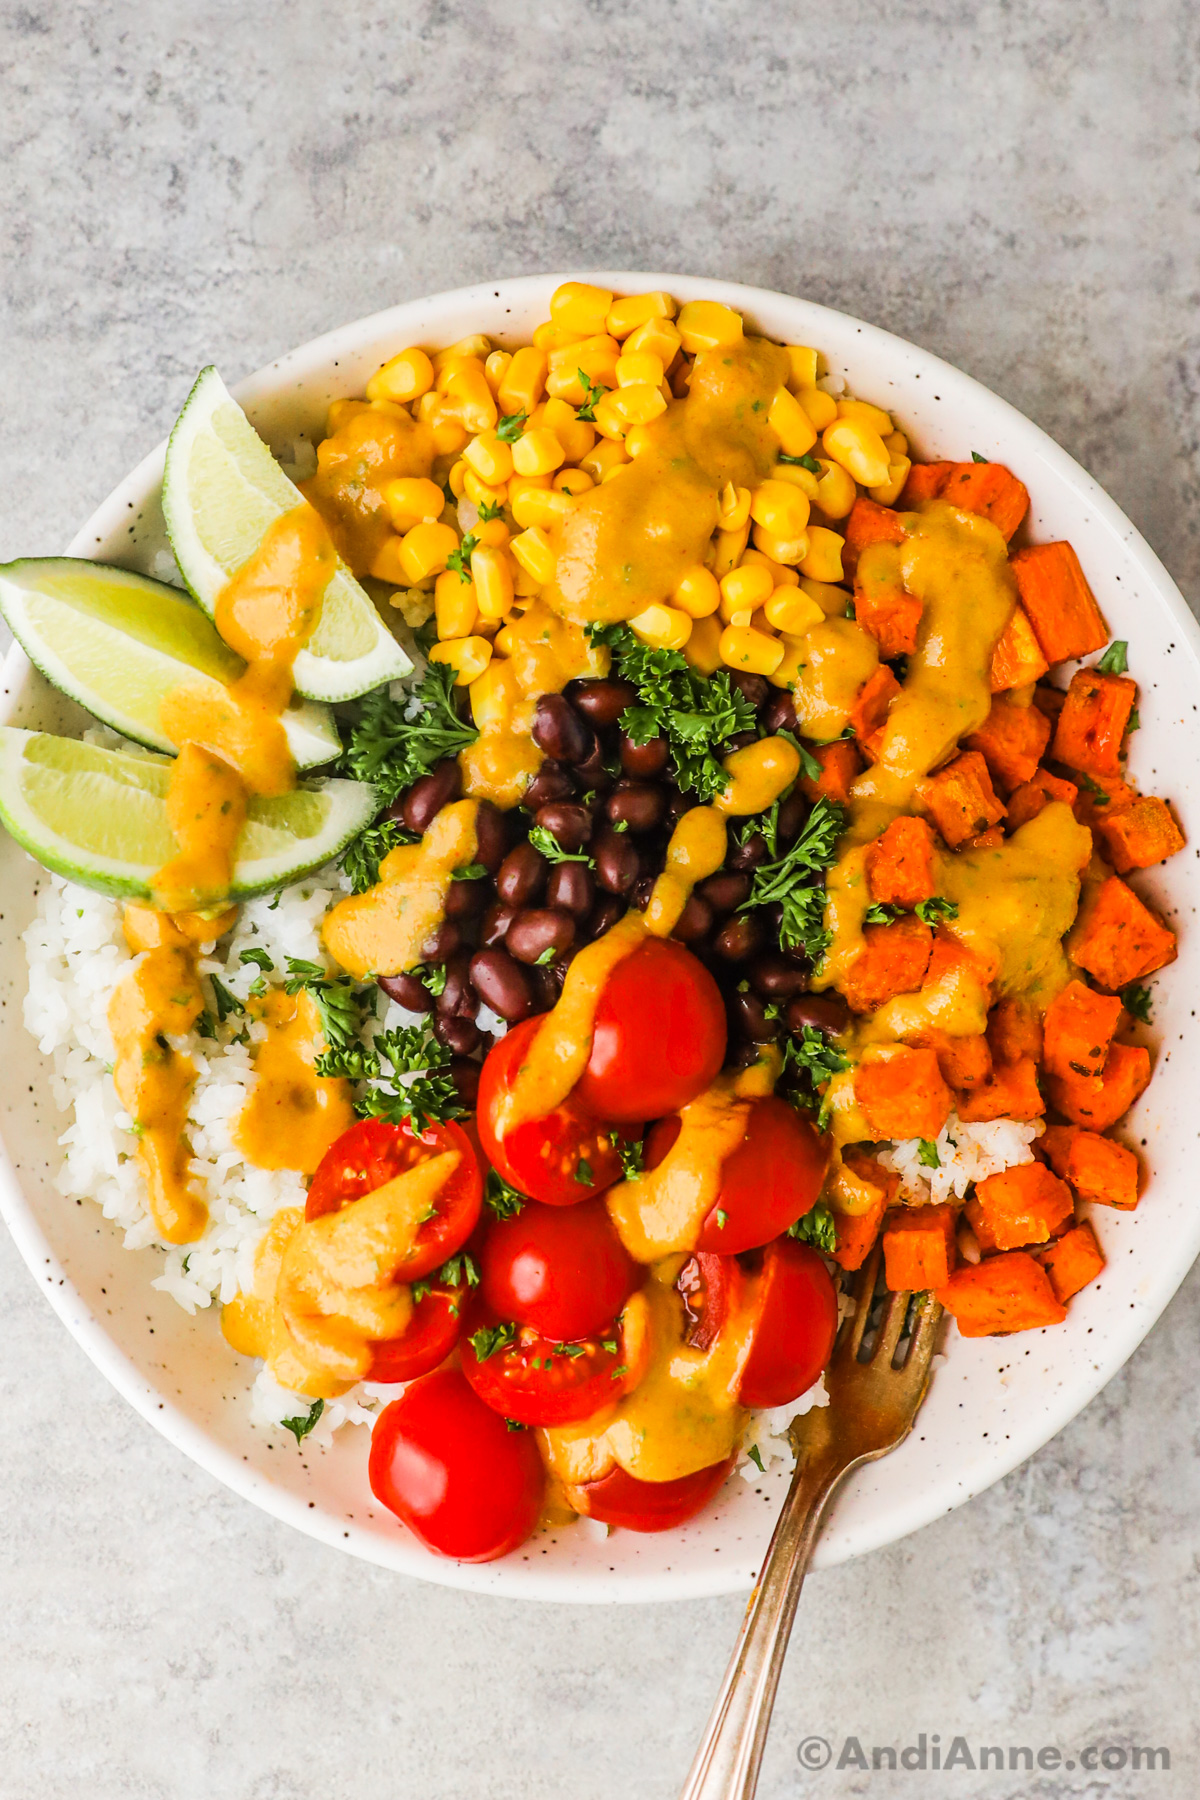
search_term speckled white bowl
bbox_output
[2,273,1198,1603]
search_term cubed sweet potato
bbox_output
[938,462,1030,540]
[798,738,862,806]
[854,1047,952,1141]
[849,665,901,743]
[987,998,1043,1066]
[1051,668,1137,778]
[936,1251,1067,1335]
[841,913,934,1014]
[900,461,954,505]
[965,697,1052,794]
[842,496,906,580]
[865,816,937,907]
[1068,876,1177,989]
[882,1203,957,1291]
[1044,1040,1151,1131]
[919,750,1007,848]
[1039,1124,1140,1209]
[1094,796,1185,874]
[1011,541,1109,664]
[955,1055,1045,1123]
[1071,770,1137,831]
[1042,978,1123,1081]
[991,606,1050,693]
[965,1162,1073,1252]
[934,1032,993,1092]
[832,1150,897,1271]
[854,560,923,659]
[1035,1221,1105,1303]
[1006,768,1079,830]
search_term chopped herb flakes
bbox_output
[281,1399,324,1444]
[788,1202,837,1253]
[1095,640,1129,676]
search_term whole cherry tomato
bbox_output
[476,1017,628,1206]
[305,1115,482,1280]
[366,1260,473,1384]
[571,1456,736,1532]
[480,1196,640,1341]
[573,939,726,1123]
[369,1368,544,1562]
[738,1238,839,1409]
[461,1303,640,1427]
[645,1096,827,1256]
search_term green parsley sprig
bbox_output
[339,663,478,807]
[338,817,418,894]
[741,797,846,962]
[787,1202,837,1253]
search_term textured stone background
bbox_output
[2,2,1199,1796]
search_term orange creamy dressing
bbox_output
[300,401,435,573]
[322,797,481,977]
[235,988,355,1174]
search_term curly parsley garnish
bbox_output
[610,1129,644,1180]
[741,797,846,961]
[338,817,418,894]
[495,412,527,443]
[915,895,959,925]
[1095,640,1129,675]
[281,1399,324,1444]
[576,371,609,422]
[485,1169,526,1220]
[470,1321,518,1362]
[527,823,594,867]
[446,531,478,582]
[787,1202,837,1253]
[339,662,478,807]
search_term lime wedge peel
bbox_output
[0,727,377,903]
[0,558,341,771]
[162,366,412,703]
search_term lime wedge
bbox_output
[162,366,411,702]
[0,728,377,901]
[0,557,340,770]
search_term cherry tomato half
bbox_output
[739,1239,839,1409]
[573,939,726,1124]
[676,1250,747,1353]
[369,1368,544,1562]
[646,1095,827,1256]
[477,1017,627,1206]
[305,1116,482,1280]
[480,1196,640,1341]
[461,1304,639,1427]
[570,1456,736,1532]
[366,1266,471,1384]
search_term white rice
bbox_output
[876,1113,1044,1204]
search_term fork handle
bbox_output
[677,1449,852,1800]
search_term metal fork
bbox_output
[678,1248,943,1800]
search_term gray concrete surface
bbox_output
[2,2,1199,1795]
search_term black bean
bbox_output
[713,915,763,961]
[377,971,432,1013]
[432,1013,481,1056]
[664,789,693,827]
[546,862,594,917]
[470,948,534,1023]
[549,947,578,993]
[506,908,577,965]
[438,950,477,1018]
[419,920,461,963]
[731,988,778,1042]
[697,870,752,914]
[585,895,623,940]
[593,826,641,896]
[534,801,593,852]
[568,677,636,728]
[444,875,488,920]
[731,1039,764,1068]
[480,900,519,947]
[526,965,558,1012]
[534,694,594,764]
[786,993,851,1036]
[449,1056,481,1108]
[671,894,713,945]
[473,800,509,873]
[402,760,463,834]
[632,873,656,911]
[763,690,799,736]
[727,832,768,871]
[606,781,666,833]
[775,790,809,845]
[749,954,810,1000]
[522,760,576,811]
[496,841,548,908]
[619,733,669,779]
[729,670,770,711]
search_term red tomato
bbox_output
[573,939,726,1123]
[369,1368,543,1562]
[305,1116,482,1280]
[647,1096,827,1256]
[572,1456,735,1532]
[477,1017,627,1206]
[675,1250,747,1352]
[739,1239,839,1409]
[480,1197,640,1341]
[461,1304,638,1427]
[366,1266,471,1384]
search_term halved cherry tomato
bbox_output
[571,1456,735,1532]
[739,1238,839,1409]
[477,1017,627,1206]
[461,1303,638,1427]
[480,1196,640,1341]
[646,1095,827,1256]
[573,939,726,1123]
[305,1116,482,1280]
[367,1265,471,1384]
[369,1368,544,1562]
[676,1250,746,1352]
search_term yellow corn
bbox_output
[367,535,410,585]
[837,396,893,436]
[799,575,853,617]
[740,547,800,587]
[616,350,665,388]
[764,586,824,636]
[783,346,819,391]
[462,431,514,486]
[431,411,469,456]
[440,363,498,434]
[751,522,809,567]
[326,398,370,434]
[463,467,507,512]
[507,474,553,510]
[498,346,548,416]
[511,554,544,594]
[415,391,440,424]
[768,387,818,458]
[447,460,467,499]
[624,316,682,366]
[719,562,773,616]
[630,603,693,651]
[468,656,521,728]
[683,612,723,675]
[367,346,434,404]
[396,521,459,583]
[538,395,594,464]
[550,281,614,337]
[484,350,512,395]
[606,291,677,339]
[510,526,558,586]
[883,430,909,457]
[814,458,857,520]
[512,428,565,477]
[870,455,911,508]
[579,437,629,482]
[719,623,784,677]
[435,353,487,393]
[601,462,632,484]
[728,608,754,629]
[822,417,890,489]
[750,478,811,539]
[592,384,667,438]
[554,466,594,495]
[533,319,584,352]
[511,486,574,531]
[432,335,492,371]
[797,387,838,431]
[798,527,845,583]
[711,522,750,579]
[383,477,447,530]
[770,460,820,501]
[717,483,752,530]
[673,565,721,618]
[677,300,744,354]
[434,569,479,640]
[429,635,492,686]
[546,335,620,404]
[369,398,412,424]
[769,633,811,689]
[471,544,515,619]
[475,517,510,548]
[624,424,654,458]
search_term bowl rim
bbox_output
[4,268,1200,1604]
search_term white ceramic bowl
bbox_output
[2,273,1198,1604]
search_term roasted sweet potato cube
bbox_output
[1068,876,1177,989]
[1071,770,1137,831]
[841,913,934,1014]
[1042,978,1123,1080]
[991,606,1050,694]
[882,1203,957,1291]
[1051,668,1137,778]
[1039,1125,1140,1209]
[936,1251,1066,1336]
[1044,1040,1151,1131]
[954,1056,1045,1123]
[854,1047,952,1141]
[849,665,901,743]
[1011,541,1109,664]
[919,751,1006,848]
[965,698,1052,794]
[1006,768,1078,830]
[842,496,906,580]
[854,567,923,659]
[1095,796,1185,874]
[1035,1221,1105,1303]
[987,998,1043,1065]
[935,1032,993,1092]
[939,462,1030,539]
[965,1162,1073,1252]
[900,461,953,505]
[865,816,937,907]
[832,1150,896,1271]
[798,738,861,806]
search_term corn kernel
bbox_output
[624,316,682,366]
[719,623,784,677]
[769,633,811,689]
[367,346,434,405]
[628,603,692,651]
[579,437,629,482]
[511,486,574,531]
[797,387,839,431]
[740,547,799,587]
[546,335,620,404]
[870,455,911,508]
[770,460,820,502]
[484,350,512,395]
[728,608,754,629]
[435,353,487,393]
[383,477,447,530]
[837,396,893,437]
[711,522,750,579]
[550,281,614,337]
[768,387,819,459]
[440,364,498,434]
[470,544,515,620]
[469,656,521,728]
[883,430,909,457]
[673,565,721,618]
[462,431,514,486]
[600,463,632,484]
[751,522,809,567]
[554,466,594,495]
[507,474,553,509]
[511,554,544,594]
[368,398,411,424]
[539,395,595,464]
[498,346,548,416]
[783,346,819,391]
[533,319,584,352]
[474,517,510,548]
[511,428,565,477]
[814,459,857,520]
[677,300,744,354]
[592,384,667,438]
[463,467,507,512]
[435,569,478,640]
[750,479,811,540]
[326,398,371,434]
[822,417,890,489]
[719,563,774,614]
[447,460,467,499]
[606,291,677,339]
[799,575,853,617]
[429,635,492,685]
[683,612,723,675]
[616,351,665,388]
[799,527,845,583]
[396,520,459,584]
[764,586,824,636]
[624,424,654,458]
[717,483,752,531]
[367,535,410,585]
[431,412,469,456]
[510,526,558,585]
[432,335,491,371]
[415,391,440,425]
